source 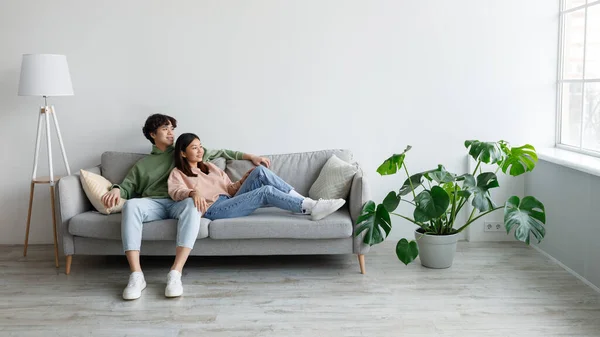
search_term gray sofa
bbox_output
[55,149,371,275]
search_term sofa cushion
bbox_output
[208,157,226,171]
[226,149,353,196]
[208,207,353,240]
[69,212,210,240]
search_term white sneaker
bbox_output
[311,198,346,220]
[165,270,183,298]
[122,271,146,300]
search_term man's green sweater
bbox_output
[112,145,244,199]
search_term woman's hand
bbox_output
[101,188,121,208]
[189,191,208,213]
[250,155,271,168]
[240,167,255,185]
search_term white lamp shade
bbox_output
[18,54,74,96]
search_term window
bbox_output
[558,0,600,154]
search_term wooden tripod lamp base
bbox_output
[23,105,71,269]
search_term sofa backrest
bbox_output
[100,149,353,195]
[100,152,227,184]
[101,152,146,184]
[225,149,353,195]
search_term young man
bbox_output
[101,113,271,300]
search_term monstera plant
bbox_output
[355,140,547,268]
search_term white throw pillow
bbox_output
[309,154,358,200]
[80,169,126,215]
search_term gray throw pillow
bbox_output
[309,154,358,200]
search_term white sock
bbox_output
[289,189,304,199]
[301,198,317,214]
[131,271,144,278]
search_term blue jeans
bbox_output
[204,165,303,220]
[121,198,201,251]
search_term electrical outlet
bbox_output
[484,221,504,232]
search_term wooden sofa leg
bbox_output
[357,254,366,274]
[65,255,72,275]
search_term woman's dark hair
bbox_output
[142,114,178,144]
[174,133,208,177]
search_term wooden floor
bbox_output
[1,241,599,337]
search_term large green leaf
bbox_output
[443,181,463,211]
[376,146,412,176]
[455,173,473,183]
[442,181,457,198]
[455,174,474,199]
[399,173,424,196]
[424,165,457,183]
[376,154,405,176]
[465,140,505,164]
[396,239,419,265]
[355,201,392,245]
[355,201,376,225]
[382,191,401,212]
[501,144,538,176]
[464,172,499,211]
[399,168,444,196]
[504,196,546,244]
[413,186,450,222]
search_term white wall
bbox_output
[526,161,600,289]
[0,0,558,244]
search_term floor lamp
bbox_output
[18,54,73,268]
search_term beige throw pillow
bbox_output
[309,154,358,200]
[80,169,126,215]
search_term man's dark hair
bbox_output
[142,114,177,144]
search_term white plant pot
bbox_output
[414,230,459,269]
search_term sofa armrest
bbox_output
[55,166,99,255]
[349,164,371,255]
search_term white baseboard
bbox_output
[531,245,600,294]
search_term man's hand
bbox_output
[250,155,271,168]
[189,191,208,213]
[101,188,121,208]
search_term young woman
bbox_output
[168,133,346,222]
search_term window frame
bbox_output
[556,0,600,156]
